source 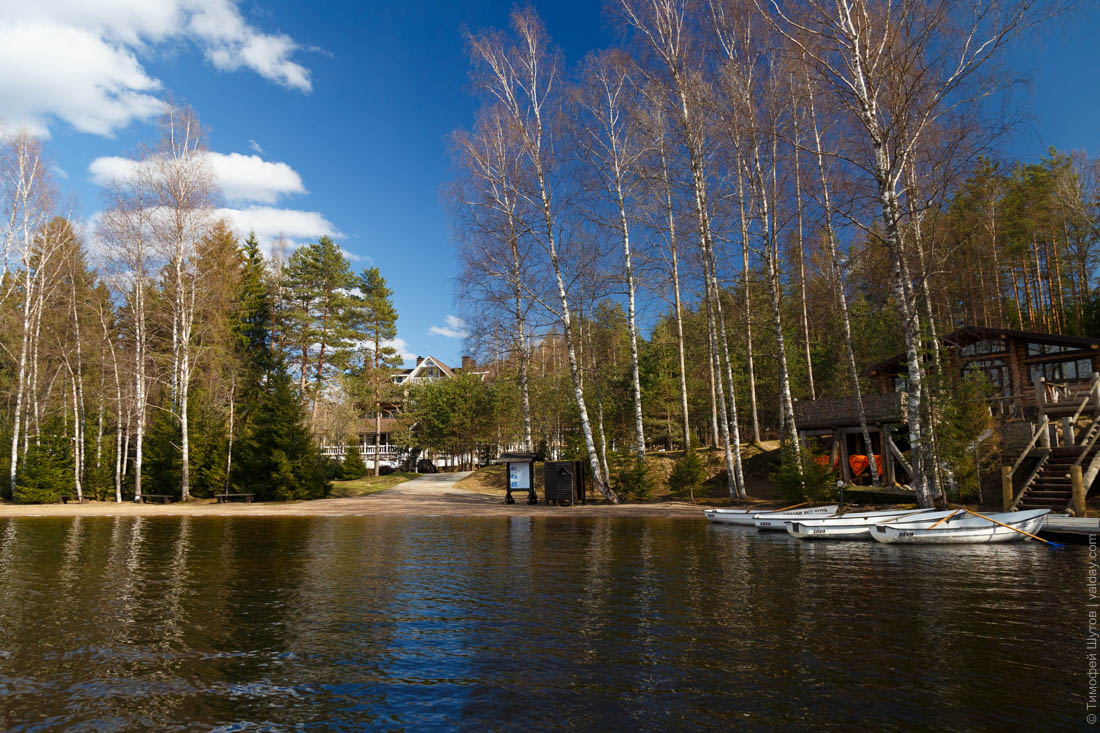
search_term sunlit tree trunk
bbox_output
[805,70,879,484]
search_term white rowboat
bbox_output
[869,509,1050,544]
[786,508,938,540]
[702,508,762,526]
[704,505,838,527]
[752,505,841,531]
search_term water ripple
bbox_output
[0,515,1082,730]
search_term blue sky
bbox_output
[1,1,1096,368]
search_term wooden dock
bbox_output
[1039,515,1099,542]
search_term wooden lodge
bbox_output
[794,326,1100,514]
[867,326,1100,421]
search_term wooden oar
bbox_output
[929,509,962,529]
[894,507,936,521]
[959,507,1063,547]
[774,501,809,512]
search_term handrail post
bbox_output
[1002,465,1013,511]
[1072,465,1086,517]
[1039,416,1051,449]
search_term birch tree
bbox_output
[1,132,53,498]
[100,153,156,502]
[452,107,538,452]
[619,0,745,498]
[575,49,649,461]
[466,9,618,501]
[150,105,217,501]
[638,92,692,450]
[763,0,1050,506]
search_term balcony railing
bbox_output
[320,444,398,458]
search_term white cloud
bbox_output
[0,22,165,136]
[90,151,306,204]
[248,138,263,154]
[88,146,344,257]
[209,152,305,203]
[0,1,312,137]
[384,337,416,363]
[215,205,343,252]
[429,315,469,340]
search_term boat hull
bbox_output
[870,510,1050,544]
[787,509,936,540]
[703,509,759,526]
[753,505,840,531]
[705,505,839,527]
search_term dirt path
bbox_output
[0,472,705,519]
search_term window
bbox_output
[960,338,1007,357]
[964,358,1011,397]
[1026,342,1072,356]
[1029,358,1094,383]
[893,375,910,393]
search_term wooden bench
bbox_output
[215,493,255,503]
[140,494,174,504]
[59,495,86,504]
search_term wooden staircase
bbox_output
[1010,398,1100,513]
[1015,445,1097,510]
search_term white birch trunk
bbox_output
[805,72,880,484]
[657,146,692,451]
[735,167,761,444]
[790,94,816,400]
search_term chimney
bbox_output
[461,355,474,371]
[415,356,424,366]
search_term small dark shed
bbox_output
[544,461,586,506]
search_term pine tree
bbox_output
[351,266,401,475]
[281,236,356,423]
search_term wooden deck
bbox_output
[1039,515,1099,542]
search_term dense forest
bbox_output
[447,0,1096,507]
[0,109,402,503]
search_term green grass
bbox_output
[329,471,418,498]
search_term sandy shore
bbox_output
[0,472,706,519]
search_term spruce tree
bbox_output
[229,236,329,501]
[233,360,329,501]
[343,443,368,479]
[15,417,73,504]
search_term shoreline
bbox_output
[0,473,707,519]
[0,498,706,519]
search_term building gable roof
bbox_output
[392,355,455,385]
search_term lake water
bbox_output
[0,516,1085,730]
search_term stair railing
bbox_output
[1072,424,1100,472]
[1008,415,1050,478]
[1067,372,1100,432]
[1006,415,1051,511]
[1011,452,1052,511]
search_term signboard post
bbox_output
[502,453,537,505]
